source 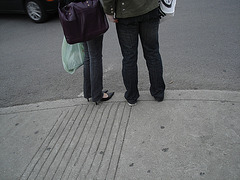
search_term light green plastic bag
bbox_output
[61,37,85,74]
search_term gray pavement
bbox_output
[0,90,240,180]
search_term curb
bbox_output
[0,90,239,114]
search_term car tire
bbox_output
[25,0,47,23]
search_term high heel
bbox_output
[103,90,108,93]
[95,92,114,105]
[101,92,114,101]
[86,90,108,102]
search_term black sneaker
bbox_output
[155,96,164,102]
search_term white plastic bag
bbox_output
[159,0,177,23]
[61,37,85,74]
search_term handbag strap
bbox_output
[58,0,87,8]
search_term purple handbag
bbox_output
[58,0,109,44]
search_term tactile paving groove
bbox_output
[20,102,131,180]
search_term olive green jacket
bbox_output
[101,0,159,18]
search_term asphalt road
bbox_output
[0,0,239,107]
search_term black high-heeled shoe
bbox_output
[95,92,114,105]
[86,90,109,102]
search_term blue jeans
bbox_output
[83,35,103,102]
[116,8,165,103]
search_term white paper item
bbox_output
[160,0,177,15]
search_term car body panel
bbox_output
[0,0,58,14]
[0,0,24,12]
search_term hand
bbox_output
[106,15,118,23]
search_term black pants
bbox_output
[116,9,165,103]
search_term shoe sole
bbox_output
[127,102,137,107]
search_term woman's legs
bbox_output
[83,42,91,99]
[83,35,104,102]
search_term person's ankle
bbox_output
[103,93,108,98]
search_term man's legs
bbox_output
[116,18,140,104]
[139,9,165,101]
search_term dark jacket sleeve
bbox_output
[101,0,116,15]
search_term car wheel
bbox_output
[25,0,47,23]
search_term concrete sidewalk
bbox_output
[0,90,240,180]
